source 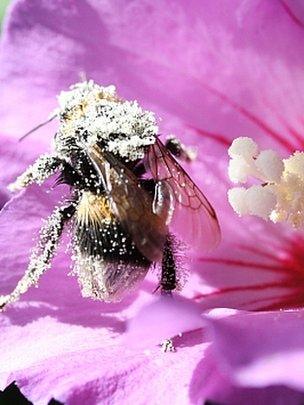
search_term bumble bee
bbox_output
[0,81,220,309]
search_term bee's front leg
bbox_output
[8,154,63,192]
[0,203,75,310]
[160,234,177,295]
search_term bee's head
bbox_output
[55,80,158,162]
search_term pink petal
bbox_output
[191,345,304,405]
[125,295,203,348]
[2,0,304,153]
[0,185,62,288]
[193,202,304,310]
[0,133,41,212]
[3,3,304,401]
[0,134,41,187]
[0,187,9,209]
[2,0,304,186]
[206,309,304,392]
[1,317,208,404]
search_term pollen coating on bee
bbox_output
[54,80,158,162]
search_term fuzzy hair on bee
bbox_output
[0,80,220,310]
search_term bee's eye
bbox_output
[60,111,70,121]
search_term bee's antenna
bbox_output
[19,114,57,142]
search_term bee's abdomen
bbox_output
[74,191,150,267]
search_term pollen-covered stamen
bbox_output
[228,137,304,228]
[228,136,259,159]
[228,137,260,183]
[228,184,276,220]
[255,150,284,183]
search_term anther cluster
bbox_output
[228,137,304,227]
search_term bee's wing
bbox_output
[88,144,168,262]
[146,138,221,253]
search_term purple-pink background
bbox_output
[1,1,304,404]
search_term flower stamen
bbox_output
[228,137,304,228]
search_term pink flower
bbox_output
[2,0,304,404]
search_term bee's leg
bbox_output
[165,136,197,162]
[160,234,177,296]
[159,236,177,351]
[8,154,63,192]
[0,203,75,310]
